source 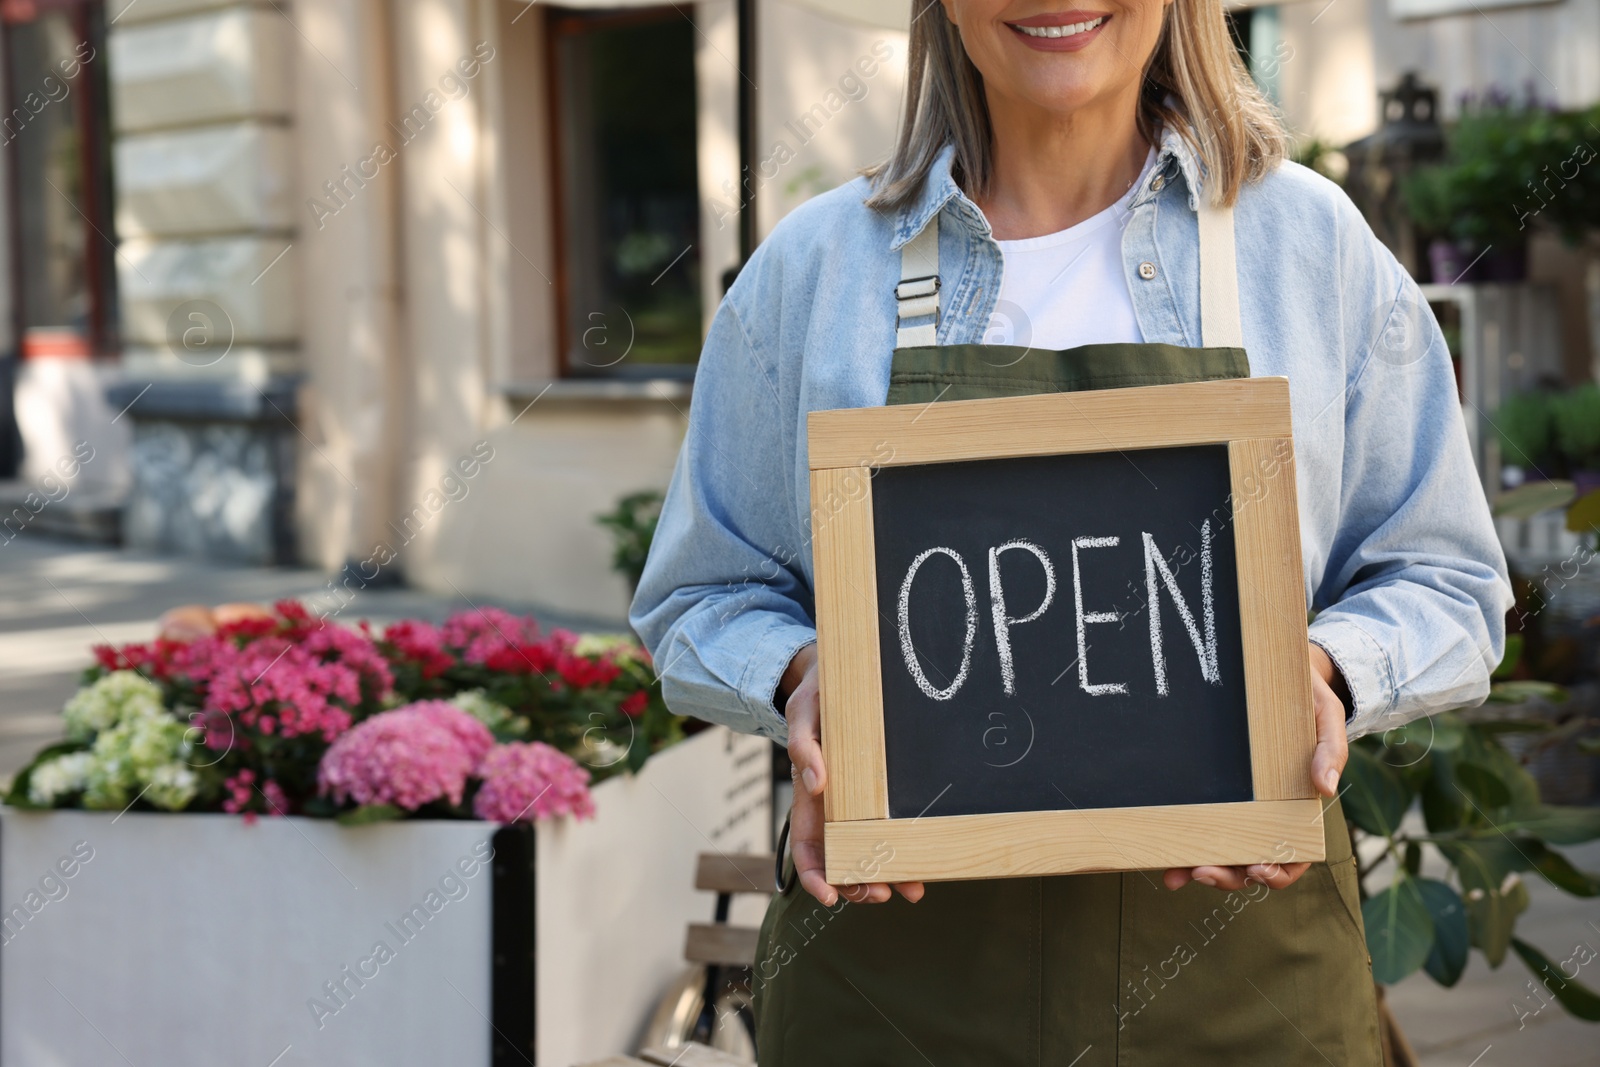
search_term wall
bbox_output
[397,0,908,625]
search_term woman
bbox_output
[632,0,1511,1062]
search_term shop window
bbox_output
[2,0,118,360]
[548,6,701,379]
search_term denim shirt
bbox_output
[630,130,1512,745]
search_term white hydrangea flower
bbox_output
[143,763,199,812]
[83,715,192,811]
[572,633,638,659]
[27,752,94,806]
[450,688,515,729]
[62,671,165,741]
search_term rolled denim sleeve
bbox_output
[1308,225,1513,739]
[629,285,814,745]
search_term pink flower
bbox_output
[261,778,291,816]
[441,607,541,666]
[222,769,257,814]
[411,699,495,766]
[298,622,394,701]
[473,742,595,824]
[383,620,454,678]
[316,701,491,811]
[202,638,356,742]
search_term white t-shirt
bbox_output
[986,151,1155,351]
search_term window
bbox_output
[2,0,118,359]
[548,7,701,379]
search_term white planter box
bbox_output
[1,727,771,1067]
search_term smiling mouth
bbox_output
[1009,15,1107,39]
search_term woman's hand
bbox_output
[1162,644,1349,893]
[783,644,926,906]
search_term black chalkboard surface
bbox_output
[871,444,1253,820]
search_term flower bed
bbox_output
[5,600,688,827]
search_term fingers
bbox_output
[782,647,920,906]
[1308,645,1349,797]
[1186,865,1251,891]
[1245,861,1310,890]
[1164,861,1312,892]
[788,730,835,905]
[790,802,836,906]
[784,677,826,799]
[1310,673,1349,798]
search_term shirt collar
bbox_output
[887,124,1209,250]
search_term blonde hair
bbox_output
[866,0,1287,210]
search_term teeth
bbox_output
[1013,16,1105,38]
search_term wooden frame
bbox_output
[808,377,1324,884]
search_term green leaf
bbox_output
[1462,873,1530,967]
[1421,755,1465,833]
[1379,713,1466,760]
[1404,841,1423,877]
[1459,737,1541,816]
[1565,489,1600,534]
[1342,745,1412,836]
[1362,876,1435,984]
[1578,737,1600,757]
[1486,680,1568,704]
[1499,805,1600,845]
[1511,938,1600,1021]
[1521,841,1600,897]
[1468,718,1556,734]
[1492,634,1524,679]
[1416,878,1470,987]
[336,803,403,826]
[1456,761,1512,809]
[1492,480,1575,518]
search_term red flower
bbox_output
[485,640,558,676]
[555,652,623,690]
[619,690,649,717]
[383,620,456,679]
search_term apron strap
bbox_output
[893,196,1242,350]
[896,215,941,347]
[1197,201,1243,349]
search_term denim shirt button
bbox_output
[1138,261,1157,280]
[1151,175,1165,191]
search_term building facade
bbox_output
[1,0,1595,624]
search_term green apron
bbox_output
[752,207,1383,1065]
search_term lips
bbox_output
[1004,10,1113,50]
[1011,15,1105,38]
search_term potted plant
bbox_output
[1494,384,1600,540]
[1493,389,1560,481]
[1402,90,1599,282]
[1344,639,1600,1066]
[0,602,771,1067]
[597,489,665,593]
[1552,383,1600,500]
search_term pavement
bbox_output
[2,534,1597,1063]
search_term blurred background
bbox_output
[0,0,1597,1065]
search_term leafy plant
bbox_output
[1345,643,1600,1020]
[597,490,664,590]
[1493,390,1559,472]
[1401,94,1600,248]
[1552,384,1600,472]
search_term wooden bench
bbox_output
[576,851,775,1067]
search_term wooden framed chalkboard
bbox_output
[807,377,1326,884]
